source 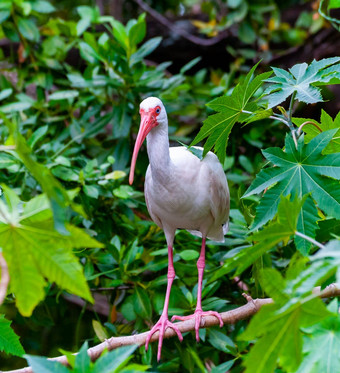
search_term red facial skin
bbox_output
[129,106,161,185]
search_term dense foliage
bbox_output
[0,1,340,372]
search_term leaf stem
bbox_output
[297,121,323,136]
[295,231,326,250]
[287,92,298,147]
[51,133,84,160]
[241,110,289,126]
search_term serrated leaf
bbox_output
[244,130,340,230]
[0,188,103,316]
[25,355,70,373]
[191,62,272,163]
[2,115,72,234]
[92,345,138,373]
[295,195,319,255]
[240,293,331,373]
[296,301,340,373]
[220,196,300,276]
[0,315,25,356]
[265,57,340,108]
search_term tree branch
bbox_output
[133,0,228,46]
[5,284,340,373]
[0,252,9,305]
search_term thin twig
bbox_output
[0,252,9,305]
[133,0,228,46]
[5,284,340,373]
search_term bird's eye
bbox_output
[156,107,161,114]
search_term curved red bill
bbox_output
[129,112,154,185]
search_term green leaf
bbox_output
[208,329,235,353]
[178,249,199,261]
[0,188,103,316]
[240,297,331,373]
[133,286,152,319]
[27,125,48,150]
[111,19,129,51]
[3,116,72,234]
[244,130,340,230]
[294,110,340,154]
[265,57,340,108]
[49,90,79,101]
[296,300,340,373]
[217,196,301,276]
[74,342,91,373]
[17,17,40,42]
[83,184,99,199]
[52,166,79,182]
[92,320,109,342]
[0,315,25,356]
[92,345,138,373]
[0,101,32,113]
[129,37,162,66]
[191,62,272,163]
[295,195,319,255]
[258,268,289,304]
[31,0,56,13]
[79,42,102,64]
[0,10,10,24]
[128,14,146,47]
[26,355,70,373]
[0,88,13,100]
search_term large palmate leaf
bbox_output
[296,300,340,373]
[265,57,340,108]
[243,129,340,231]
[2,115,72,234]
[0,187,103,316]
[0,314,25,357]
[241,268,333,373]
[190,62,272,163]
[210,196,302,279]
[293,110,340,154]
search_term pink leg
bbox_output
[145,245,183,361]
[172,238,223,341]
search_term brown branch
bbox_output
[133,0,228,46]
[5,284,340,373]
[0,252,9,305]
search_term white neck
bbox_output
[146,123,171,184]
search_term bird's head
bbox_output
[129,97,167,185]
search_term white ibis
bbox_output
[129,97,230,361]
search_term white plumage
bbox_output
[145,146,229,242]
[129,97,230,361]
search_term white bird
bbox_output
[129,97,230,361]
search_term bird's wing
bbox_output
[205,152,230,227]
[144,166,163,229]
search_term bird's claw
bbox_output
[145,315,183,361]
[171,309,223,342]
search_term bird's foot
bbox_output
[145,314,183,361]
[171,309,223,342]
